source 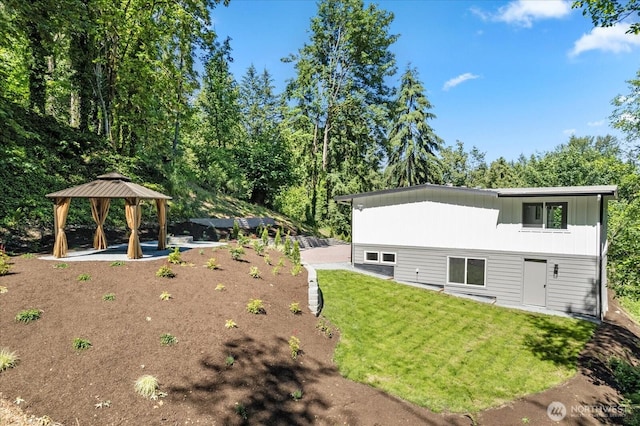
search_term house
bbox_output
[335,184,618,319]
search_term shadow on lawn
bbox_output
[522,315,596,368]
[168,333,334,425]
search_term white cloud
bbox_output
[587,120,605,127]
[472,0,571,27]
[563,128,577,136]
[570,24,640,56]
[443,73,480,91]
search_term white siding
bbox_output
[352,189,600,257]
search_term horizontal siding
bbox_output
[352,244,599,316]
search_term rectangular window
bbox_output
[381,252,396,264]
[364,251,379,263]
[448,257,486,286]
[546,202,567,229]
[522,202,568,230]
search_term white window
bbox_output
[381,252,396,264]
[448,257,486,286]
[364,251,379,263]
[523,202,567,229]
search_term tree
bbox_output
[386,66,442,187]
[285,0,398,221]
[611,70,640,155]
[439,141,487,187]
[573,0,640,34]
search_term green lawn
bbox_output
[618,296,640,323]
[318,270,596,414]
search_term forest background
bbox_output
[1,0,640,307]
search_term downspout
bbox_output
[596,194,603,319]
[350,200,355,266]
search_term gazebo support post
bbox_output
[53,197,71,258]
[156,198,167,250]
[125,197,143,259]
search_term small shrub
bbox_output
[271,265,281,276]
[261,228,269,245]
[246,299,265,314]
[15,309,42,323]
[274,228,282,247]
[289,336,301,359]
[110,261,125,267]
[234,402,248,420]
[289,302,302,315]
[277,257,286,267]
[0,257,9,276]
[168,247,182,264]
[0,348,19,371]
[159,291,172,301]
[156,265,175,278]
[215,283,226,291]
[237,231,250,247]
[73,338,92,351]
[102,293,116,301]
[135,375,159,399]
[283,234,291,256]
[291,264,303,276]
[252,240,265,256]
[21,253,35,259]
[249,266,261,279]
[229,245,245,261]
[290,389,303,401]
[77,273,91,281]
[264,254,272,265]
[225,319,237,329]
[198,249,204,255]
[53,262,69,269]
[0,286,7,294]
[316,319,333,338]
[290,241,301,265]
[231,220,240,239]
[160,333,178,346]
[225,355,235,366]
[206,257,220,270]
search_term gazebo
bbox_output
[46,173,172,259]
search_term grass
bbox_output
[318,270,596,413]
[135,375,159,399]
[0,348,19,371]
[617,296,640,324]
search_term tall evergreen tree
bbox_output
[386,66,442,187]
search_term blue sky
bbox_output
[211,0,640,162]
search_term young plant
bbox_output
[271,266,281,276]
[237,231,250,247]
[0,348,19,371]
[135,375,159,399]
[198,249,204,255]
[110,261,125,267]
[225,319,237,329]
[291,264,303,276]
[159,291,172,301]
[77,273,91,281]
[53,262,69,269]
[249,266,261,279]
[289,336,301,359]
[277,257,286,268]
[0,286,7,294]
[234,403,248,420]
[252,240,265,256]
[73,338,92,351]
[206,257,220,270]
[290,241,301,265]
[168,247,182,264]
[15,309,42,323]
[290,389,303,401]
[229,245,245,261]
[261,227,269,245]
[274,228,282,247]
[264,254,272,265]
[316,319,333,338]
[102,293,116,302]
[215,283,226,291]
[246,299,265,314]
[0,256,10,276]
[289,302,302,315]
[283,233,291,256]
[20,253,35,259]
[225,355,235,366]
[231,220,240,239]
[156,265,175,278]
[160,333,178,346]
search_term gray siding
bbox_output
[353,244,599,317]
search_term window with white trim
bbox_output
[381,252,396,264]
[448,257,486,286]
[364,251,379,263]
[523,202,567,229]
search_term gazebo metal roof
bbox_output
[46,173,171,200]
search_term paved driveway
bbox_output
[301,244,351,265]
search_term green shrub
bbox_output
[246,299,265,314]
[168,247,182,264]
[277,257,286,267]
[289,302,302,315]
[0,286,7,294]
[237,231,250,247]
[283,232,291,256]
[73,338,92,351]
[249,266,261,279]
[291,264,303,276]
[53,262,69,269]
[261,228,269,245]
[102,293,116,301]
[290,389,303,401]
[271,265,281,276]
[289,336,301,359]
[135,375,159,399]
[206,257,220,270]
[252,240,265,256]
[290,241,301,265]
[234,402,248,420]
[610,358,640,423]
[0,348,19,371]
[110,261,125,267]
[264,254,272,265]
[215,283,226,291]
[159,291,172,301]
[225,355,235,366]
[15,309,42,323]
[20,253,35,259]
[156,265,175,278]
[77,273,91,281]
[0,253,9,276]
[316,319,333,338]
[160,333,178,346]
[225,319,237,329]
[274,228,282,247]
[229,245,245,261]
[231,220,240,239]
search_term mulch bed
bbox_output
[0,240,638,425]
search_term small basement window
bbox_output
[364,251,379,263]
[381,252,396,264]
[448,257,486,286]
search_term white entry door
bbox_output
[523,259,547,307]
